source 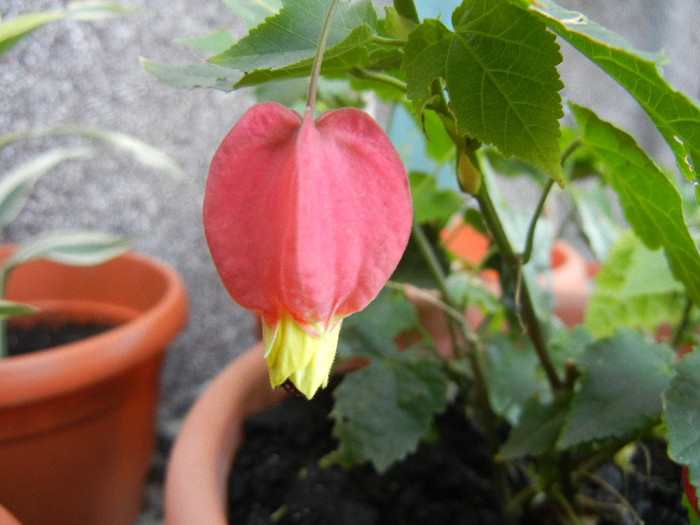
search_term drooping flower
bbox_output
[203,102,412,398]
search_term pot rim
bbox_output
[0,246,188,405]
[165,342,284,525]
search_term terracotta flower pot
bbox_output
[0,246,188,525]
[165,342,281,525]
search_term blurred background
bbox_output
[1,0,698,522]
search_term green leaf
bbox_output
[393,0,419,25]
[402,0,564,182]
[385,6,417,41]
[0,300,38,318]
[209,0,376,72]
[557,330,674,449]
[570,181,621,261]
[570,103,700,306]
[449,0,564,182]
[180,29,235,54]
[584,231,685,338]
[401,18,451,109]
[140,58,243,92]
[526,0,700,185]
[338,288,419,360]
[4,231,131,271]
[409,172,463,225]
[497,392,571,460]
[0,147,92,230]
[665,350,700,498]
[333,349,448,472]
[220,0,282,29]
[482,334,544,424]
[0,11,61,54]
[0,1,129,55]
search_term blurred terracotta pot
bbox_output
[165,342,280,525]
[0,246,188,525]
[0,504,20,525]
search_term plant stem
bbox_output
[522,178,554,265]
[350,67,407,92]
[305,0,341,114]
[476,179,563,391]
[671,296,695,349]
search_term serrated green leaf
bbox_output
[220,0,282,29]
[558,330,673,449]
[338,288,419,360]
[180,29,235,54]
[232,36,371,88]
[497,392,572,460]
[209,0,376,72]
[665,350,700,496]
[333,349,448,472]
[446,0,564,183]
[410,172,463,225]
[140,58,243,91]
[526,0,700,185]
[570,103,700,306]
[482,334,544,424]
[585,231,685,338]
[401,18,451,109]
[0,147,92,230]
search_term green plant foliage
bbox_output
[2,231,132,271]
[558,330,674,449]
[665,350,700,500]
[220,0,282,29]
[0,1,129,55]
[482,334,544,424]
[403,0,564,183]
[180,29,235,53]
[209,0,377,84]
[569,181,620,261]
[333,348,447,472]
[571,103,700,306]
[409,172,463,225]
[0,147,91,230]
[0,300,38,319]
[497,392,571,460]
[585,231,685,338]
[526,0,700,187]
[140,59,244,91]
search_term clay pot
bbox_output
[0,246,188,525]
[0,505,20,525]
[165,342,280,525]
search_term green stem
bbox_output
[350,67,407,92]
[522,178,554,265]
[369,35,406,46]
[671,296,694,349]
[476,179,563,391]
[305,0,341,114]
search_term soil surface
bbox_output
[228,378,689,525]
[7,321,115,357]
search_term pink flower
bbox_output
[204,102,412,398]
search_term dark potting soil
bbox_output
[7,321,115,357]
[228,378,689,525]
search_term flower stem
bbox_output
[476,177,563,391]
[306,0,341,114]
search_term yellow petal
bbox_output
[263,312,342,399]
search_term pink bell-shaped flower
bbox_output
[204,102,412,398]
